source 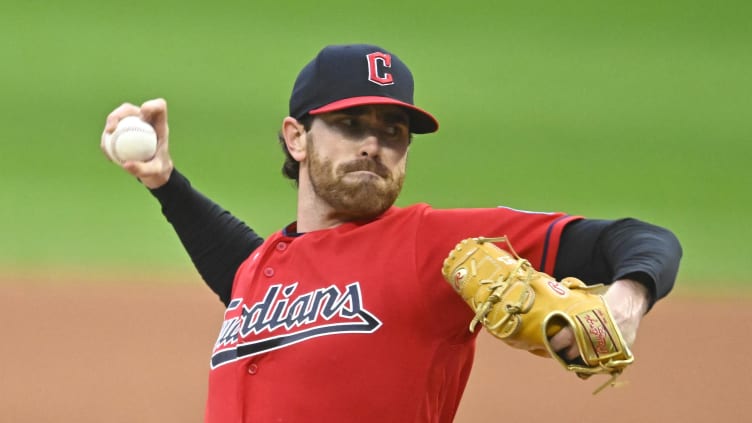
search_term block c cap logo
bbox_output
[367,52,394,86]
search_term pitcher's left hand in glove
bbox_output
[442,236,634,393]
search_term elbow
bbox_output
[654,226,683,300]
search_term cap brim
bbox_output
[308,96,439,134]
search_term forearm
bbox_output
[149,168,264,305]
[554,218,683,310]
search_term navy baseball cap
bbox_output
[289,44,439,134]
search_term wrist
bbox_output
[608,279,650,316]
[140,161,174,189]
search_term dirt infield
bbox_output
[2,274,750,422]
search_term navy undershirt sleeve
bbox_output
[148,168,264,306]
[554,218,682,310]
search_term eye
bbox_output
[341,118,354,127]
[385,124,408,140]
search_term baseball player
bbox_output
[101,44,682,422]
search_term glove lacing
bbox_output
[469,245,534,334]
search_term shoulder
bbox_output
[409,204,575,230]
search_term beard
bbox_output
[306,137,405,221]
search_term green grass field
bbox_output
[2,0,750,287]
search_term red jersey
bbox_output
[206,203,579,422]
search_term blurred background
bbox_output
[2,0,750,284]
[1,0,750,421]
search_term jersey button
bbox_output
[263,267,274,277]
[276,242,288,251]
[247,363,259,375]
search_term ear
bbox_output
[282,117,308,162]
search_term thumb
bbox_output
[140,98,169,143]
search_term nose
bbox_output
[358,134,380,158]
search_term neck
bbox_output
[295,187,349,232]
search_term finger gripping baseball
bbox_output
[442,236,634,393]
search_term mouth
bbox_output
[347,169,380,176]
[343,170,383,181]
[340,160,390,179]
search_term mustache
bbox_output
[339,159,390,178]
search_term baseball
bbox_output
[104,116,158,162]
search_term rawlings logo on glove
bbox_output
[441,236,634,394]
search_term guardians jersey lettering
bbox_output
[211,281,382,368]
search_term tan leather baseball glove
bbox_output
[442,236,634,393]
